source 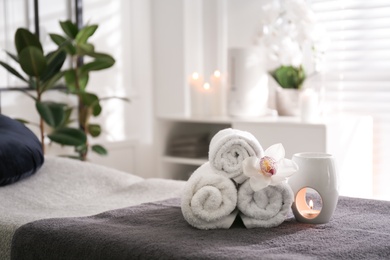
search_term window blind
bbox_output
[310,0,390,200]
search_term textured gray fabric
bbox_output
[11,196,390,260]
[0,156,185,260]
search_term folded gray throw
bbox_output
[11,197,390,260]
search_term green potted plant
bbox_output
[0,28,86,153]
[270,65,306,116]
[50,20,127,160]
[255,0,326,116]
[271,65,306,90]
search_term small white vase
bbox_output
[275,86,300,116]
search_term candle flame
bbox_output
[213,70,221,78]
[192,72,199,80]
[203,82,210,90]
[309,200,314,210]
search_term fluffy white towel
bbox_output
[237,179,293,228]
[181,162,238,230]
[209,128,264,184]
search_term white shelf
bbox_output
[156,113,336,128]
[157,114,233,124]
[156,115,373,198]
[162,156,207,166]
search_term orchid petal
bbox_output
[264,143,285,162]
[276,158,299,177]
[249,175,271,192]
[270,175,288,185]
[242,156,261,178]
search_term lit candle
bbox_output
[189,72,204,116]
[210,70,222,116]
[299,88,319,122]
[201,82,213,116]
[300,200,321,219]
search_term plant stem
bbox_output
[74,55,88,161]
[36,80,45,153]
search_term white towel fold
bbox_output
[209,128,264,184]
[237,179,293,228]
[181,162,238,230]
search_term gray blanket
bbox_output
[0,156,185,260]
[11,196,390,260]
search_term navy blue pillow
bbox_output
[0,114,44,186]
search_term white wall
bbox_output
[227,0,268,48]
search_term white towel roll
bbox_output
[237,179,293,228]
[209,128,264,184]
[181,162,238,230]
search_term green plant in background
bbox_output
[271,65,306,89]
[0,28,86,153]
[50,20,125,161]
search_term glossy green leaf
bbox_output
[41,50,66,82]
[80,92,102,116]
[75,25,98,44]
[28,78,37,89]
[19,46,47,77]
[41,71,64,92]
[64,70,76,90]
[49,33,67,45]
[80,57,115,74]
[63,107,73,126]
[36,101,66,128]
[14,118,30,124]
[77,43,95,56]
[99,96,130,103]
[0,61,27,82]
[80,92,98,105]
[60,20,79,39]
[48,127,87,146]
[49,33,76,55]
[14,28,42,54]
[64,69,89,91]
[88,124,101,137]
[5,51,19,63]
[86,52,114,60]
[91,144,107,155]
[19,88,37,101]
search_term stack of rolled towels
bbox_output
[181,128,294,229]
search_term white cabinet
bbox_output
[156,114,373,199]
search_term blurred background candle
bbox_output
[189,72,204,116]
[299,88,319,122]
[200,82,213,116]
[210,70,222,116]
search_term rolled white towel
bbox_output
[237,179,293,228]
[181,162,238,230]
[209,128,264,184]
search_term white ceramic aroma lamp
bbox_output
[288,152,339,224]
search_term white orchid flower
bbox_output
[242,143,298,192]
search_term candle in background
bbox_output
[201,82,213,116]
[210,70,222,116]
[299,88,319,123]
[189,72,203,116]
